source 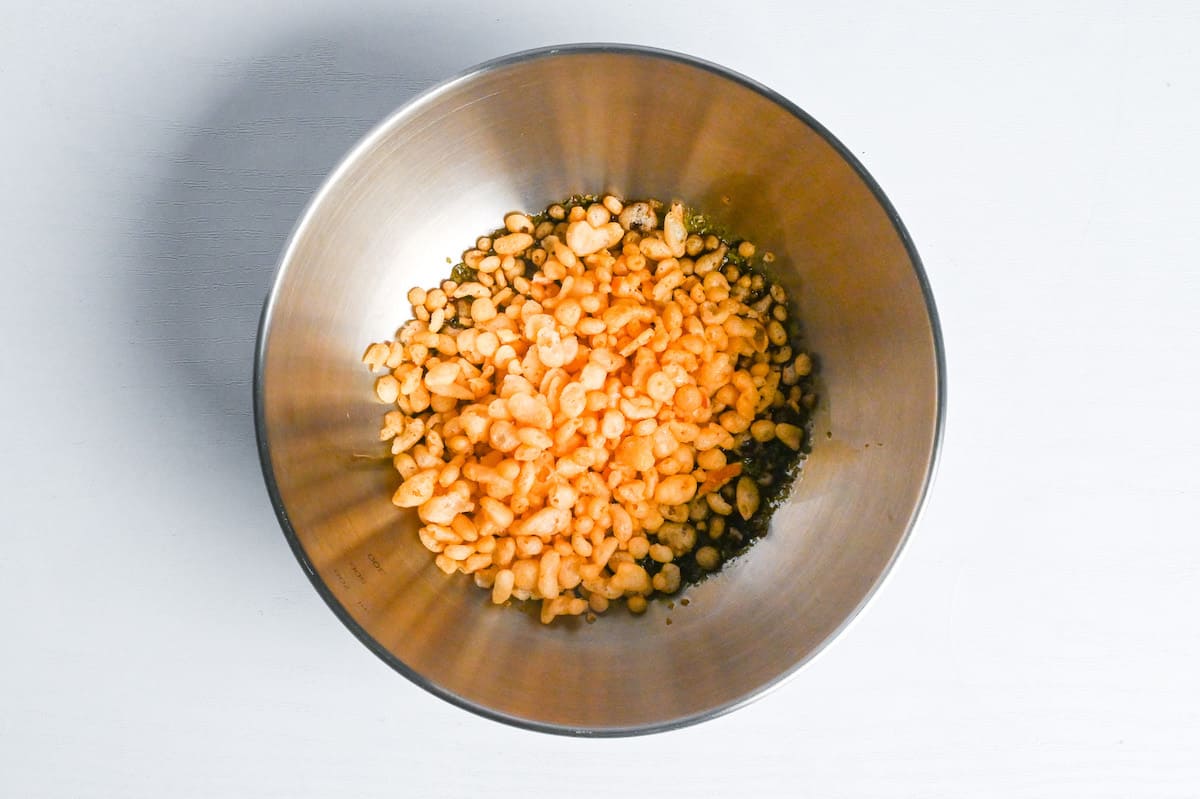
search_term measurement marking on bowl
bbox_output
[331,566,372,616]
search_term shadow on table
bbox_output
[132,19,494,536]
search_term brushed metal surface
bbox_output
[255,44,944,735]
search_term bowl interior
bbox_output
[256,46,942,734]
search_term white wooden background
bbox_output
[3,2,1198,796]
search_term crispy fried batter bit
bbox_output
[363,196,816,623]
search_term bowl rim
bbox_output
[253,41,947,737]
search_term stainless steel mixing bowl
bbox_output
[254,44,944,735]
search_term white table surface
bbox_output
[3,2,1198,796]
